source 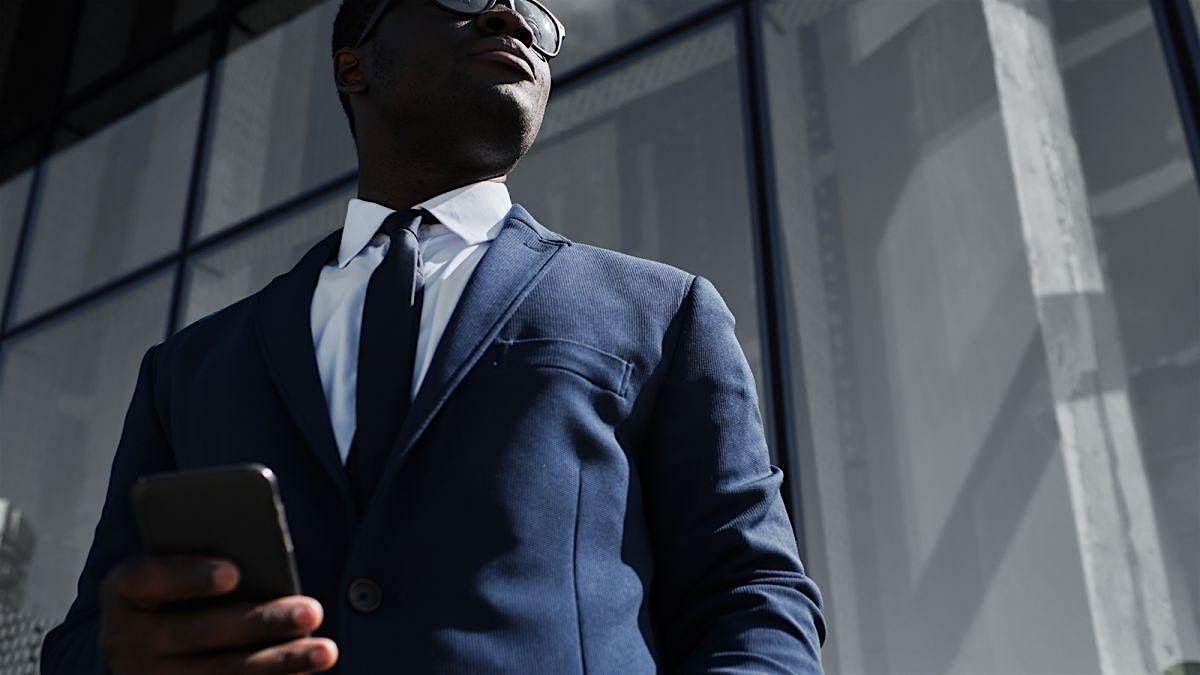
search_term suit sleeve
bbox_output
[40,342,176,674]
[641,275,826,674]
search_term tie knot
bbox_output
[380,208,434,238]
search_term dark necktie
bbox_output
[346,207,428,517]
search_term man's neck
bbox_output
[353,128,513,212]
[356,173,508,213]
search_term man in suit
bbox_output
[41,0,825,672]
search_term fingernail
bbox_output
[211,562,238,589]
[309,644,330,663]
[291,604,312,624]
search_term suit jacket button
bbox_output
[348,578,382,613]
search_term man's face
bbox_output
[350,0,553,174]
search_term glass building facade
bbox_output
[0,0,1198,672]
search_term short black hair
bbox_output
[331,0,385,140]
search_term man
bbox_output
[41,0,825,672]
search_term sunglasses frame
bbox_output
[352,0,566,58]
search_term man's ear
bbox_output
[334,47,368,96]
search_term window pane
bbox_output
[548,0,728,75]
[11,76,203,325]
[171,0,220,30]
[761,0,1200,672]
[0,269,173,623]
[67,0,218,96]
[60,33,212,140]
[508,17,768,423]
[193,0,736,236]
[0,168,32,322]
[1054,0,1200,663]
[182,183,355,328]
[0,135,40,197]
[192,0,356,240]
[236,0,327,35]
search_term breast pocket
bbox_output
[489,337,633,398]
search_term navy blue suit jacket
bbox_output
[42,204,825,673]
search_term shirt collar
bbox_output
[336,179,513,268]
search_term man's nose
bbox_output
[475,1,535,50]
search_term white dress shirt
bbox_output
[310,180,512,463]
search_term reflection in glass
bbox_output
[182,183,355,328]
[11,77,203,325]
[547,0,727,74]
[0,169,33,322]
[0,270,172,623]
[762,0,1198,671]
[192,1,356,240]
[509,18,770,421]
[1053,0,1200,662]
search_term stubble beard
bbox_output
[373,40,545,176]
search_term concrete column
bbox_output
[981,1,1182,672]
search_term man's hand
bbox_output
[98,556,338,674]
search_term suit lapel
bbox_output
[253,227,355,510]
[365,204,569,514]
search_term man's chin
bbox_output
[478,81,544,116]
[458,139,533,178]
[469,98,542,150]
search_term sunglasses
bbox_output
[353,0,566,59]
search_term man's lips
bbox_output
[470,49,535,81]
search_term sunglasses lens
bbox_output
[440,0,562,56]
[512,0,561,56]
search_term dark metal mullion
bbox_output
[736,0,808,557]
[0,0,87,387]
[167,0,236,338]
[0,0,88,335]
[1,255,184,341]
[1149,0,1200,191]
[183,170,357,255]
[0,169,357,343]
[0,167,41,337]
[231,16,258,39]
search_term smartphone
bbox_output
[131,463,301,605]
